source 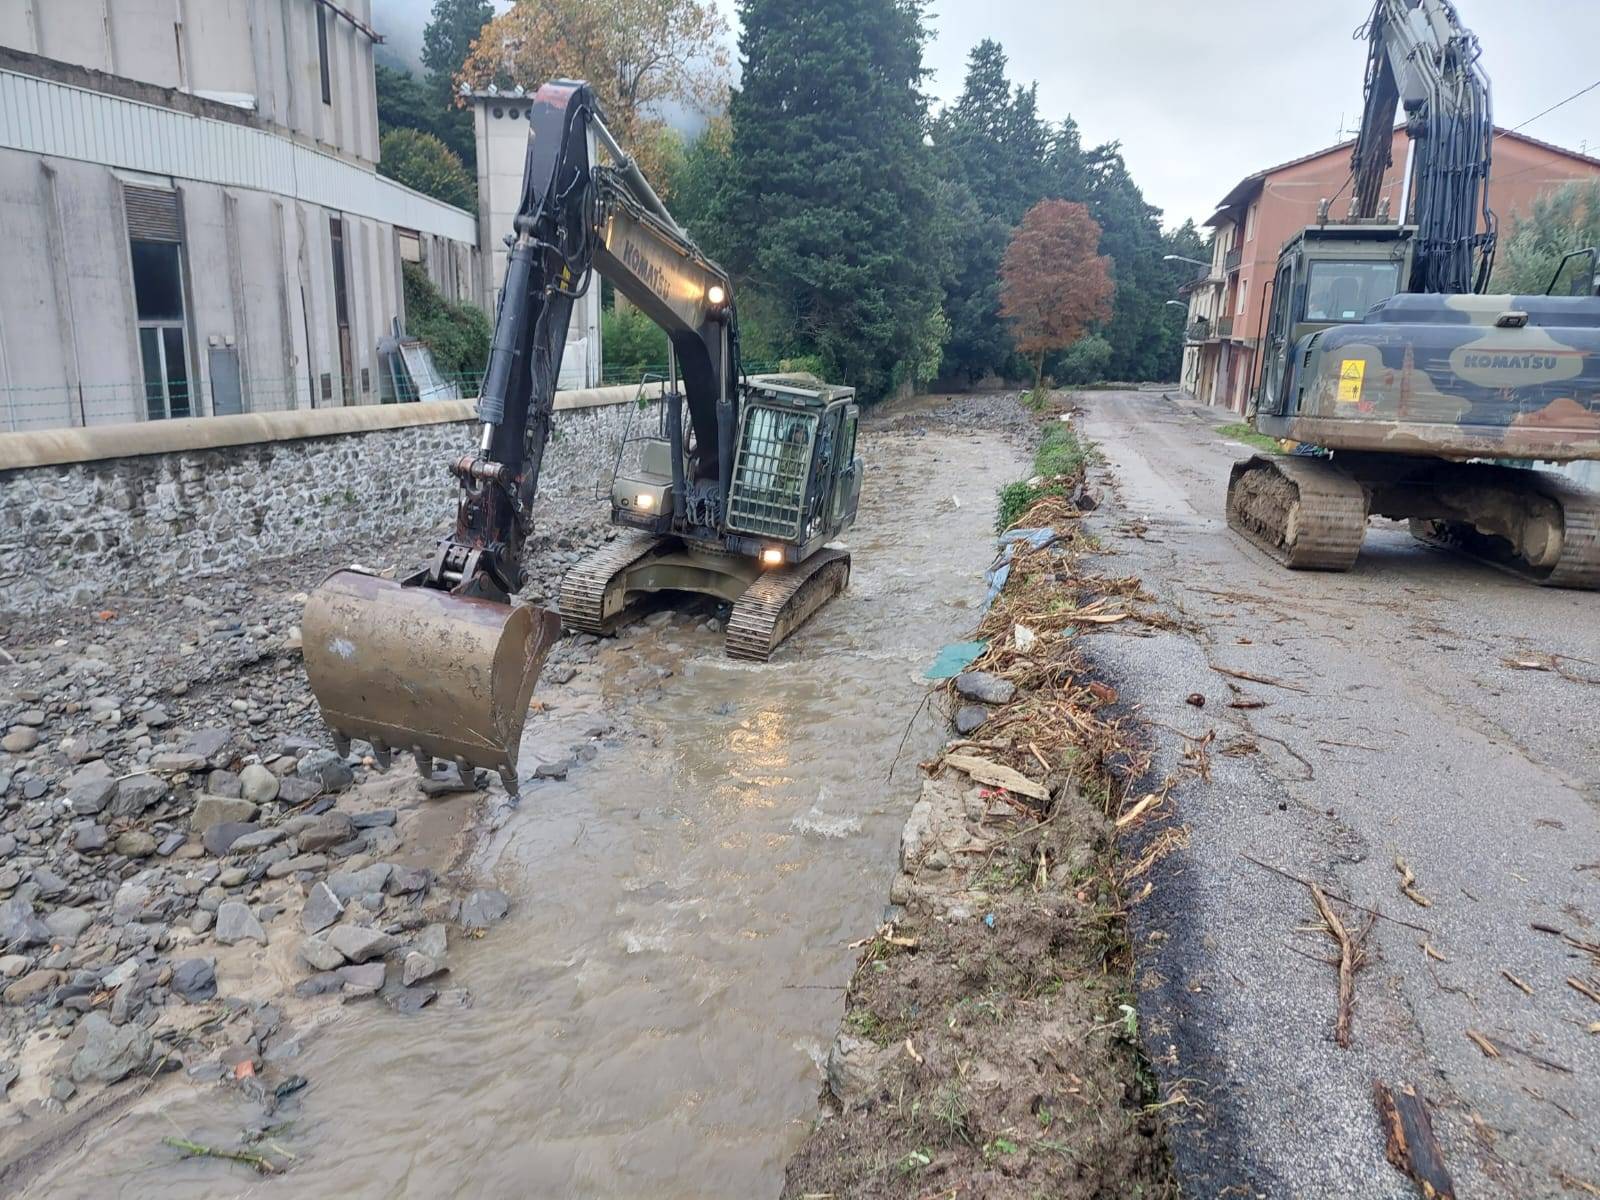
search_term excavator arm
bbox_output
[1348,0,1496,293]
[301,80,739,790]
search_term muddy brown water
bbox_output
[20,416,1025,1199]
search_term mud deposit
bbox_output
[15,400,1027,1198]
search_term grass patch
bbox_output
[1216,422,1282,454]
[996,422,1096,531]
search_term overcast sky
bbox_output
[374,0,1600,228]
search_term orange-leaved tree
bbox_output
[999,199,1115,391]
[456,0,730,191]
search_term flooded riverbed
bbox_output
[22,413,1025,1199]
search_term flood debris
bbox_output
[1395,856,1434,908]
[783,433,1174,1199]
[1374,1081,1456,1200]
[1309,883,1371,1048]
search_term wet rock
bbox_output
[187,911,214,935]
[954,671,1016,706]
[171,957,217,1002]
[327,863,392,903]
[218,867,249,887]
[0,898,50,949]
[45,907,93,941]
[3,969,61,1004]
[115,830,157,858]
[214,900,266,946]
[113,774,168,817]
[298,935,345,972]
[190,795,257,835]
[295,972,344,998]
[206,769,243,799]
[338,962,387,994]
[954,705,990,735]
[532,759,572,781]
[266,853,328,880]
[151,750,206,772]
[71,1013,153,1084]
[68,778,116,816]
[327,924,397,964]
[301,882,344,934]
[385,866,430,896]
[238,763,279,804]
[461,889,510,931]
[156,833,185,856]
[228,830,285,857]
[298,813,355,853]
[2,728,39,754]
[352,808,397,830]
[103,958,140,989]
[296,750,353,794]
[203,820,259,856]
[181,728,234,767]
[276,776,321,806]
[72,824,109,853]
[388,985,437,1015]
[826,1034,886,1110]
[32,869,68,900]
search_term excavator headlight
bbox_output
[636,492,656,510]
[707,284,728,307]
[760,547,784,567]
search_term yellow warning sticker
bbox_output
[1337,358,1366,403]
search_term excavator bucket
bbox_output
[301,570,560,790]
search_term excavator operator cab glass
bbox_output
[1303,260,1401,322]
[727,404,820,541]
[1547,248,1600,297]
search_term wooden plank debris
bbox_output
[1375,1081,1456,1200]
[942,753,1050,802]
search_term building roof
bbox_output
[1204,127,1600,227]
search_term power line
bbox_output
[1501,78,1600,136]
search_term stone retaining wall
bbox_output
[0,393,659,614]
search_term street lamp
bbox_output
[1164,300,1188,308]
[1163,254,1211,270]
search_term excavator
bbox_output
[300,81,862,793]
[1228,0,1600,586]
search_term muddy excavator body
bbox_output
[303,80,861,791]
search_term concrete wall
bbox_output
[0,387,660,614]
[3,0,379,165]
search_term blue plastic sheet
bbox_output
[983,527,1058,610]
[925,640,988,680]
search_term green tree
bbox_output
[402,261,491,381]
[721,0,946,400]
[931,40,1055,383]
[1491,180,1600,294]
[420,0,491,167]
[380,128,476,210]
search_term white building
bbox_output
[470,88,602,390]
[0,0,482,430]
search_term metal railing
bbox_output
[1224,246,1243,272]
[1216,316,1235,338]
[1185,320,1213,343]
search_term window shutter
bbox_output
[124,186,181,242]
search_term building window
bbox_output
[1245,202,1257,242]
[316,5,332,106]
[1236,278,1248,316]
[397,227,422,263]
[125,186,192,421]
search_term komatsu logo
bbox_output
[1462,352,1561,370]
[620,239,669,301]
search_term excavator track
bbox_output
[558,531,668,634]
[725,549,851,662]
[1409,474,1600,590]
[1226,455,1368,572]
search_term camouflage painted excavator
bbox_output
[1229,0,1600,588]
[300,82,862,794]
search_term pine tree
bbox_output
[421,0,492,168]
[722,0,946,399]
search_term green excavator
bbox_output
[1229,0,1600,586]
[301,81,862,793]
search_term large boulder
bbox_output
[70,1012,153,1084]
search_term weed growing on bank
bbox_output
[996,420,1097,531]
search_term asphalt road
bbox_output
[1077,390,1600,1199]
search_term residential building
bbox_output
[469,88,602,390]
[0,0,481,431]
[1182,128,1600,413]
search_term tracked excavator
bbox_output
[301,81,862,792]
[1227,0,1600,586]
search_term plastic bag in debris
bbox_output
[925,640,988,680]
[983,528,1057,609]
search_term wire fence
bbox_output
[0,363,790,434]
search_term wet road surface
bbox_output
[1080,389,1600,1199]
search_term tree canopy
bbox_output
[1000,200,1115,388]
[457,0,729,187]
[1490,180,1600,294]
[718,0,947,400]
[379,128,476,210]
